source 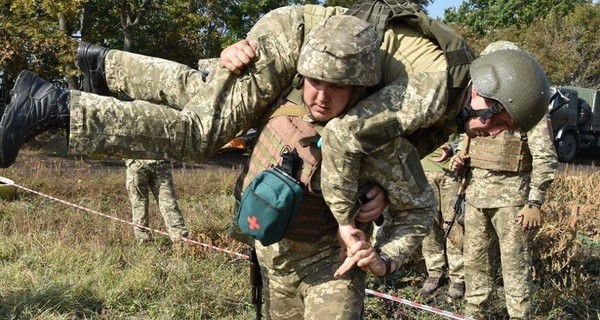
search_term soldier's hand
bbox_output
[220,39,257,75]
[516,205,543,231]
[335,226,366,277]
[335,239,381,277]
[356,184,389,223]
[434,146,452,163]
[449,154,469,172]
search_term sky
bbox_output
[426,0,464,19]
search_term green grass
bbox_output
[0,146,598,319]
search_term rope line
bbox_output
[13,183,248,260]
[12,182,473,320]
[365,289,475,320]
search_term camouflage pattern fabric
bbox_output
[66,3,438,305]
[421,170,464,284]
[466,117,557,208]
[297,15,381,87]
[463,205,533,319]
[255,235,366,320]
[319,20,449,219]
[463,117,557,319]
[69,6,306,162]
[126,159,188,241]
[351,136,436,265]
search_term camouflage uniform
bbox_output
[319,15,451,267]
[234,10,434,319]
[126,159,188,242]
[462,117,557,319]
[65,3,438,270]
[63,0,442,282]
[421,142,464,288]
[68,6,311,162]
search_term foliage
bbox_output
[443,0,590,35]
[0,0,82,85]
[449,2,600,88]
[1,0,301,88]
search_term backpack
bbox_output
[345,0,475,95]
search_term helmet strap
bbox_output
[292,73,304,89]
[456,89,505,126]
[475,103,504,124]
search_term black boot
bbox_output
[0,70,70,168]
[76,42,110,95]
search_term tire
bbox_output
[556,132,578,163]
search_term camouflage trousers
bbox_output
[126,159,188,242]
[463,204,532,320]
[421,171,464,284]
[351,136,436,265]
[255,235,366,320]
[68,8,305,163]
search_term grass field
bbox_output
[0,145,598,319]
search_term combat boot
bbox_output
[76,42,110,95]
[0,70,70,168]
[447,281,465,299]
[420,276,442,296]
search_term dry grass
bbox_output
[0,145,598,319]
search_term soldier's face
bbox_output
[465,89,517,138]
[303,78,352,122]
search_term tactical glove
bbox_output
[516,205,542,231]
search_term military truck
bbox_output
[549,86,600,162]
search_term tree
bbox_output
[516,3,600,88]
[444,0,590,35]
[0,0,84,86]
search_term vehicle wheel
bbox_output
[556,132,577,162]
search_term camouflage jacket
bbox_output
[319,12,453,225]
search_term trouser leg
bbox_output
[69,33,299,162]
[105,50,202,109]
[492,206,532,320]
[68,91,188,160]
[126,160,152,241]
[151,161,188,240]
[464,206,496,318]
[440,175,464,284]
[422,172,446,278]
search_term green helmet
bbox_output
[297,15,381,87]
[470,49,551,132]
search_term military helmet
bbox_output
[297,15,381,87]
[470,48,551,132]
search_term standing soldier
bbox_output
[449,41,558,320]
[232,15,392,319]
[420,136,465,299]
[126,159,189,243]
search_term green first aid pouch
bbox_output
[237,163,304,246]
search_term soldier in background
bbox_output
[126,159,189,243]
[450,41,558,320]
[420,136,465,299]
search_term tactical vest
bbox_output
[467,132,533,173]
[346,0,475,157]
[235,101,337,242]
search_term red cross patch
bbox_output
[247,216,261,230]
